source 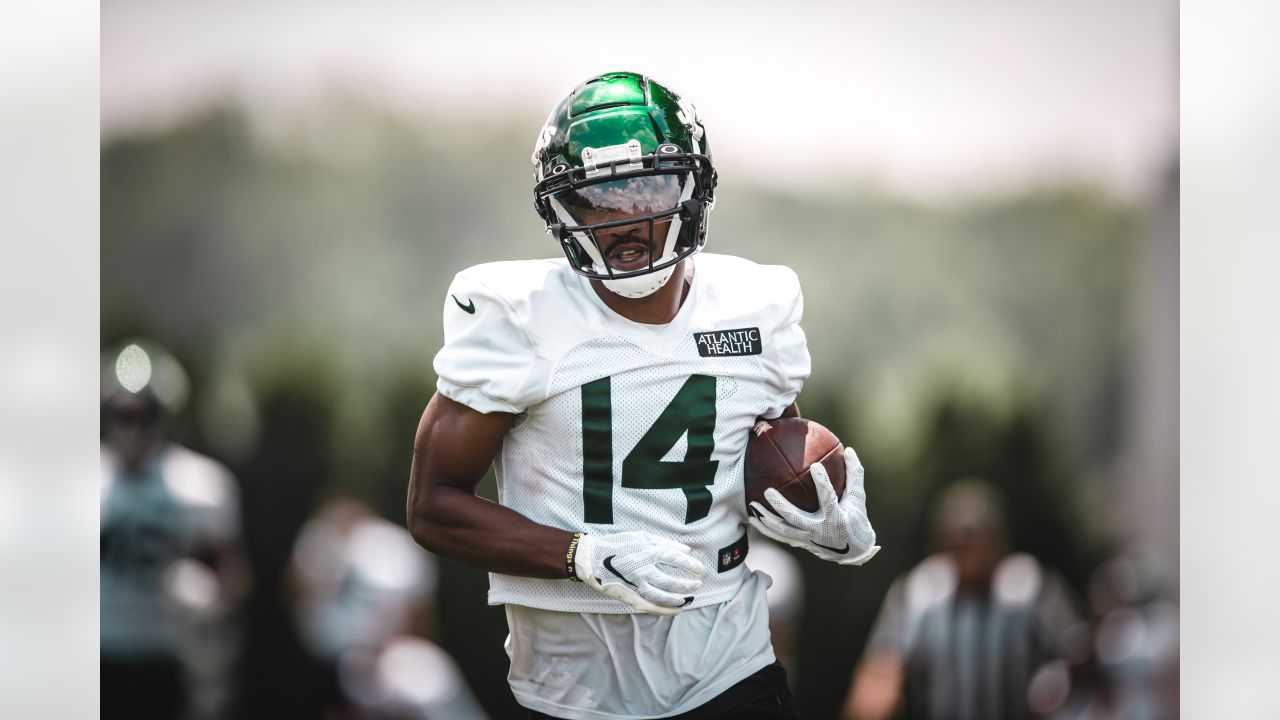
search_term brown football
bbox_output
[744,417,845,513]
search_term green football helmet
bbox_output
[532,71,717,298]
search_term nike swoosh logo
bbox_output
[452,295,475,314]
[811,540,850,554]
[602,555,637,587]
[681,596,694,607]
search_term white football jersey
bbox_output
[503,573,775,719]
[434,253,810,613]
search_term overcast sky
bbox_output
[102,0,1176,198]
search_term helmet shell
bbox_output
[533,72,710,185]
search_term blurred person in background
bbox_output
[289,497,486,720]
[1078,552,1179,719]
[842,479,1085,720]
[407,71,879,720]
[100,340,249,720]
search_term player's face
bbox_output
[943,525,1005,586]
[557,173,688,273]
[105,395,164,471]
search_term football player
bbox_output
[842,481,1082,720]
[407,71,879,720]
[287,497,484,718]
[100,340,248,720]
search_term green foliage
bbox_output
[103,101,1137,490]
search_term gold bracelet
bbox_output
[565,531,585,581]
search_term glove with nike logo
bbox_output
[573,530,706,615]
[747,447,880,565]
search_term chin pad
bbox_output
[601,262,677,298]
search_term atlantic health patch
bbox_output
[694,327,762,357]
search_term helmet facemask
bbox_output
[548,169,699,297]
[536,149,712,298]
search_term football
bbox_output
[744,417,845,513]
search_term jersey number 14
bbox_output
[580,374,718,525]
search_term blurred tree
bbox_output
[233,360,338,719]
[906,389,1105,589]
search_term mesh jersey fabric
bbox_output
[433,253,811,613]
[100,444,241,657]
[504,568,776,720]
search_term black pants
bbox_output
[528,661,799,720]
[100,655,186,720]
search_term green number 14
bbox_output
[580,374,719,524]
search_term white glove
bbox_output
[573,531,706,615]
[747,446,880,565]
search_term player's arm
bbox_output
[420,272,704,611]
[407,392,706,612]
[841,578,910,720]
[190,538,251,606]
[842,652,905,720]
[406,392,572,578]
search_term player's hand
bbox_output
[573,531,706,615]
[747,447,880,565]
